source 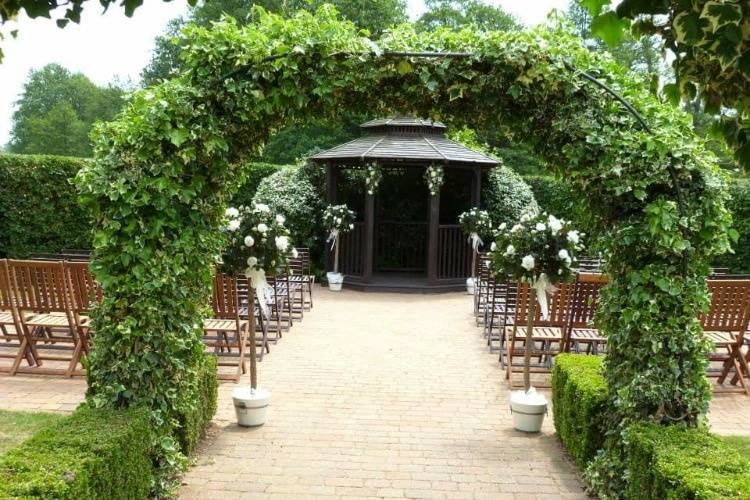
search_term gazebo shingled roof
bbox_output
[310,117,498,167]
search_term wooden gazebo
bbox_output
[311,117,498,292]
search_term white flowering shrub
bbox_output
[323,204,356,233]
[482,165,538,227]
[458,208,494,241]
[221,204,295,277]
[489,210,584,284]
[424,164,444,196]
[364,162,383,195]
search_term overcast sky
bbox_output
[0,0,570,146]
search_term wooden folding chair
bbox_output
[236,277,270,360]
[0,260,36,373]
[7,259,86,377]
[203,273,248,382]
[505,282,571,388]
[565,272,608,354]
[702,279,750,395]
[289,247,314,310]
[474,253,492,324]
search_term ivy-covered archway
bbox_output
[75,6,732,495]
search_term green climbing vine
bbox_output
[76,6,733,496]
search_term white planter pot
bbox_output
[509,388,548,433]
[466,277,475,295]
[232,387,269,427]
[327,272,344,292]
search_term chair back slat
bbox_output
[8,260,70,313]
[568,272,608,329]
[65,261,103,313]
[513,281,571,327]
[0,260,14,310]
[212,274,240,319]
[703,279,750,333]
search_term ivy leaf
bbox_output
[397,60,412,76]
[168,128,188,147]
[56,19,69,29]
[662,83,680,105]
[580,0,611,17]
[591,12,629,47]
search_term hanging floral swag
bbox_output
[364,162,382,195]
[424,164,444,196]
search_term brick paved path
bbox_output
[179,290,586,499]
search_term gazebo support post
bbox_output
[325,164,338,273]
[471,167,481,207]
[427,191,440,285]
[363,192,375,283]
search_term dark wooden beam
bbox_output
[326,163,337,204]
[427,192,440,285]
[471,167,482,208]
[363,193,375,283]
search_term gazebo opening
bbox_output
[311,117,497,292]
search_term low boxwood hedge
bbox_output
[0,405,154,499]
[627,423,750,499]
[551,353,608,468]
[175,355,218,455]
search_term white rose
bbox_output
[349,224,354,229]
[521,255,535,271]
[498,222,507,231]
[535,222,546,231]
[567,230,580,244]
[225,207,239,218]
[227,219,241,232]
[275,235,289,251]
[247,256,258,267]
[244,235,255,247]
[276,214,285,225]
[558,249,570,261]
[336,217,342,224]
[254,203,270,213]
[490,242,497,251]
[504,244,515,257]
[291,248,299,258]
[548,216,563,234]
[257,223,268,233]
[511,224,522,233]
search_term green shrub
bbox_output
[253,163,325,249]
[627,423,750,499]
[230,162,283,209]
[175,355,218,456]
[481,164,537,226]
[0,153,91,258]
[0,405,153,499]
[551,354,608,468]
[714,178,750,273]
[524,175,580,223]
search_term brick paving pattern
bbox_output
[2,288,749,499]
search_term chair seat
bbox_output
[204,318,246,331]
[570,328,606,341]
[25,313,73,328]
[0,311,14,324]
[506,326,563,341]
[704,331,737,346]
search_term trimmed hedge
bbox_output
[229,161,283,209]
[0,405,153,499]
[0,154,91,258]
[551,354,608,468]
[715,178,750,274]
[627,423,750,499]
[175,355,218,455]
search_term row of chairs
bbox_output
[0,249,315,382]
[472,254,750,394]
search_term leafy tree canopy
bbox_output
[581,0,750,170]
[415,0,521,32]
[8,63,124,157]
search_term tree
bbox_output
[581,0,750,170]
[415,0,520,32]
[9,63,124,157]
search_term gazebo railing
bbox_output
[339,222,364,277]
[437,224,471,280]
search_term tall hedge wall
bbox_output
[714,178,750,273]
[0,154,91,258]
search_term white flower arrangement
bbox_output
[323,204,357,274]
[364,162,382,195]
[424,164,445,196]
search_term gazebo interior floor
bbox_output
[343,271,465,293]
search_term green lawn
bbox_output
[722,435,750,461]
[0,409,65,456]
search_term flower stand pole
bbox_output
[232,283,270,427]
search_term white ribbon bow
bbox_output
[245,267,273,318]
[327,228,340,251]
[468,232,483,252]
[533,273,557,320]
